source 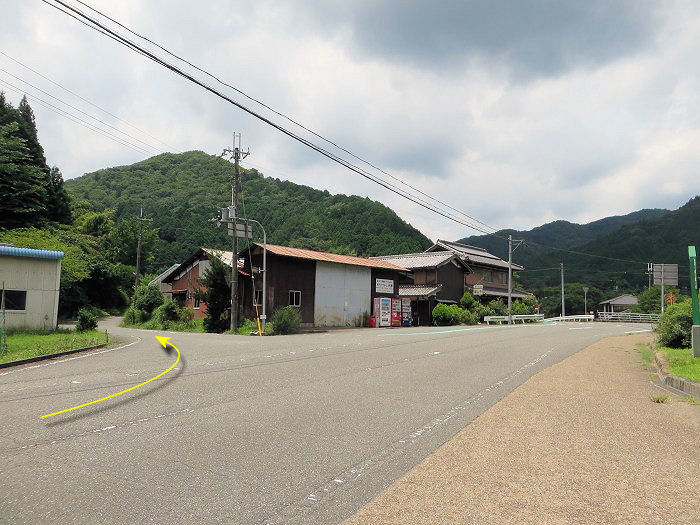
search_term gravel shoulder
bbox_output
[346,333,700,525]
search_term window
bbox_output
[289,290,301,307]
[254,289,263,306]
[497,272,508,285]
[193,296,200,309]
[482,270,493,282]
[2,290,27,310]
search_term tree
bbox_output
[0,122,47,227]
[198,255,231,333]
[634,285,679,313]
[46,166,72,224]
[108,216,159,269]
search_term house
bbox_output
[239,243,408,327]
[369,251,470,325]
[163,244,408,328]
[372,240,529,325]
[161,248,249,320]
[425,240,529,301]
[0,245,63,330]
[599,294,638,313]
[148,263,180,301]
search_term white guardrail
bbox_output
[484,314,545,324]
[596,311,659,323]
[543,315,595,322]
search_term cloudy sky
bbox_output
[2,1,699,240]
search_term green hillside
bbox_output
[457,208,669,261]
[65,151,432,271]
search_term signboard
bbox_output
[653,263,678,286]
[375,278,394,294]
[228,222,253,239]
[472,284,484,296]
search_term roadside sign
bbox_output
[472,284,484,296]
[228,222,253,238]
[653,263,678,286]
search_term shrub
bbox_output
[123,306,147,325]
[76,307,98,332]
[657,301,693,348]
[270,306,301,334]
[432,303,463,325]
[460,292,477,310]
[512,300,532,315]
[179,307,195,323]
[132,283,164,317]
[487,299,507,316]
[459,309,478,325]
[152,300,181,324]
[474,303,495,322]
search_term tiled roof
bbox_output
[369,251,458,270]
[0,245,64,260]
[479,286,531,299]
[599,294,638,305]
[429,240,524,271]
[254,243,408,271]
[398,284,442,297]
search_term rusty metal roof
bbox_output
[254,243,408,271]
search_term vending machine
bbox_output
[401,298,412,327]
[379,297,392,327]
[391,298,402,327]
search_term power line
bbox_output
[0,78,152,155]
[0,50,176,150]
[0,66,163,154]
[41,0,499,237]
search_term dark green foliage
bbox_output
[199,255,230,333]
[65,151,432,272]
[151,300,180,324]
[657,301,692,348]
[270,306,301,334]
[459,291,477,309]
[432,304,463,325]
[487,299,507,316]
[132,284,163,316]
[75,308,98,332]
[123,306,147,325]
[108,215,159,266]
[632,285,680,314]
[473,303,495,321]
[46,167,72,224]
[511,300,533,315]
[537,283,607,317]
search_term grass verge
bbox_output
[636,343,655,371]
[0,329,109,365]
[121,319,205,333]
[658,346,700,383]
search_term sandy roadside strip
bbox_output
[347,333,700,524]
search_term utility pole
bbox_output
[134,208,152,292]
[583,286,589,314]
[221,133,249,331]
[661,263,665,314]
[507,235,523,324]
[560,262,566,317]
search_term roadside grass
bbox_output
[657,346,700,383]
[650,394,669,403]
[123,319,205,333]
[636,343,655,371]
[0,328,109,365]
[680,395,699,406]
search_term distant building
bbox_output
[373,239,529,325]
[0,245,63,330]
[599,294,638,313]
[148,263,180,301]
[163,244,408,328]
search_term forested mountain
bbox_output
[65,151,432,271]
[458,208,669,261]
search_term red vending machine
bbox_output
[391,298,402,327]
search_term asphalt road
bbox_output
[0,318,651,524]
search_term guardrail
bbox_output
[596,311,659,323]
[543,315,595,322]
[484,314,545,325]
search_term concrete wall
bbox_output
[314,262,371,327]
[0,255,61,330]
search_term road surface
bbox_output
[0,318,650,524]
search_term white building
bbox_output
[0,246,63,330]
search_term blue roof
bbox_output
[0,246,64,260]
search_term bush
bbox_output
[460,292,477,310]
[270,306,301,334]
[76,307,98,332]
[474,303,495,322]
[132,283,164,317]
[487,299,507,316]
[657,301,693,348]
[179,307,195,323]
[152,300,180,325]
[432,304,463,325]
[459,309,478,325]
[123,306,147,325]
[512,300,532,315]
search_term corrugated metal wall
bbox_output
[314,262,371,327]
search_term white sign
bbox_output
[375,278,394,294]
[472,284,484,296]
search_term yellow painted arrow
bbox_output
[40,337,181,419]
